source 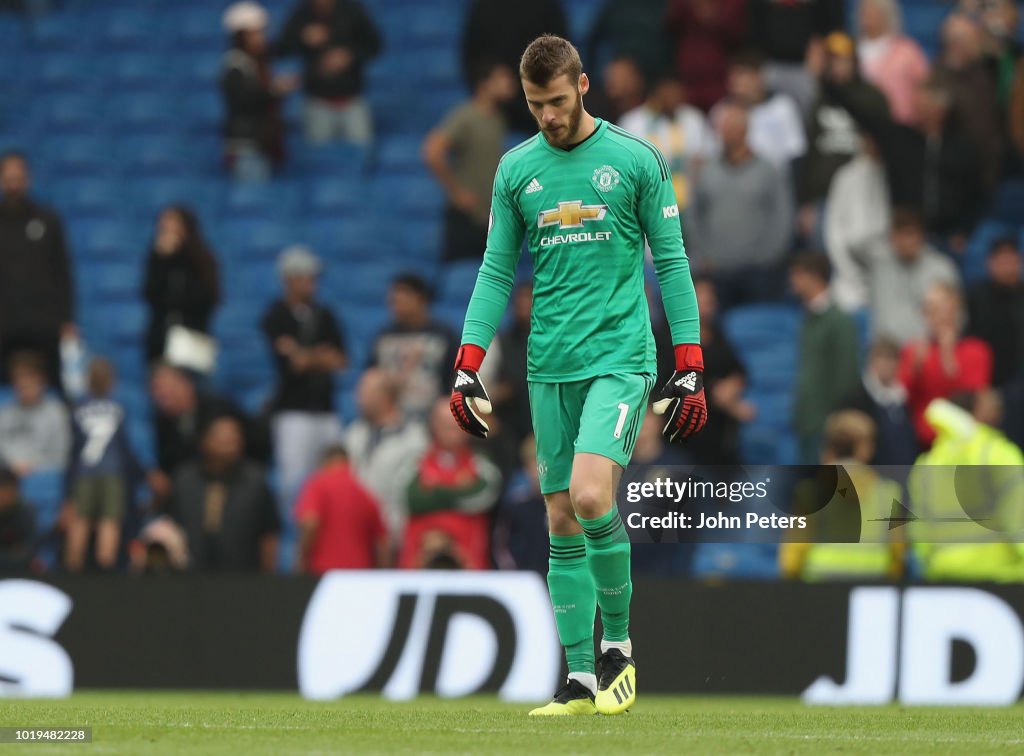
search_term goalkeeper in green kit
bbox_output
[449,35,707,716]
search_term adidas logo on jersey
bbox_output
[675,371,698,391]
[524,178,543,194]
[455,370,475,388]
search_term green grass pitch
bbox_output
[4,692,1023,754]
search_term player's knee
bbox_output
[569,482,611,520]
[546,495,579,535]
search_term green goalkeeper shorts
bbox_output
[529,373,656,495]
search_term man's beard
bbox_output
[539,94,584,148]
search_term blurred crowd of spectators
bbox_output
[1,0,1023,580]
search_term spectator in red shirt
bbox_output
[899,282,994,447]
[293,445,389,574]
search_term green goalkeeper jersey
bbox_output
[461,117,699,383]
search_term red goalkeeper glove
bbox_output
[652,344,708,443]
[449,344,492,439]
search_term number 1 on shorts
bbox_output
[613,402,629,439]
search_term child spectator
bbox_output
[64,358,145,572]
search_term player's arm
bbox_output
[637,149,708,442]
[422,121,479,214]
[450,161,525,438]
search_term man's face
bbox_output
[892,225,925,261]
[826,54,855,83]
[727,66,762,104]
[0,157,29,202]
[356,369,390,419]
[923,286,959,334]
[484,65,517,103]
[715,104,748,151]
[388,284,426,323]
[12,368,45,407]
[430,399,467,451]
[988,246,1022,286]
[285,274,317,302]
[869,349,900,385]
[523,73,587,148]
[202,418,244,467]
[150,366,194,416]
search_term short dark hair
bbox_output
[989,237,1020,257]
[8,351,46,382]
[790,252,832,283]
[870,338,902,361]
[0,150,28,170]
[392,272,433,300]
[730,49,764,72]
[88,357,117,398]
[519,34,583,86]
[468,58,505,89]
[891,207,924,232]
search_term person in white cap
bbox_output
[220,1,297,181]
[261,246,348,511]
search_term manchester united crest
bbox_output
[591,165,621,193]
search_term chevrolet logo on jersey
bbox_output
[537,201,608,229]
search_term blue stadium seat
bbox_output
[73,218,142,262]
[901,3,950,58]
[125,177,223,222]
[220,217,295,263]
[31,94,103,135]
[722,304,802,351]
[376,136,426,174]
[101,53,175,92]
[179,90,223,131]
[82,261,141,301]
[175,7,224,50]
[305,178,362,215]
[37,134,112,176]
[222,181,301,220]
[115,134,188,175]
[298,142,371,178]
[30,52,95,93]
[100,9,158,52]
[28,12,91,53]
[52,178,122,219]
[109,92,179,134]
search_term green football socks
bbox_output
[578,505,632,643]
[547,534,597,674]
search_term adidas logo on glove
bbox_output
[675,371,698,391]
[454,370,475,388]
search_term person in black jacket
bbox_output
[460,0,568,134]
[0,152,75,389]
[221,2,297,181]
[261,246,347,506]
[143,206,221,364]
[967,238,1024,387]
[276,0,381,145]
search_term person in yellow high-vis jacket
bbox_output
[907,393,1024,582]
[781,410,906,581]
